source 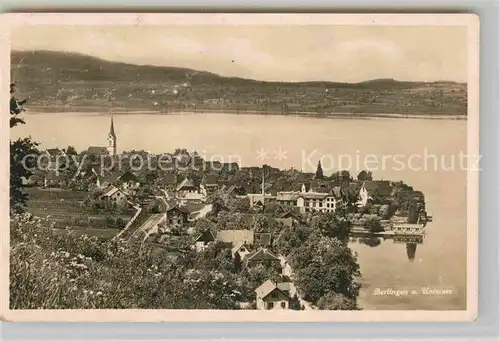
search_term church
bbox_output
[86,116,117,156]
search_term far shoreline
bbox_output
[25,106,468,121]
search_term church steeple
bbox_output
[109,115,116,139]
[107,115,117,156]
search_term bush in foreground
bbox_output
[10,212,240,309]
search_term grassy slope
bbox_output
[12,50,467,115]
[23,187,132,237]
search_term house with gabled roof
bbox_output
[166,205,189,230]
[296,190,337,214]
[200,174,219,196]
[100,185,128,208]
[244,248,280,267]
[255,279,291,310]
[194,229,216,252]
[276,217,294,227]
[278,209,302,220]
[176,177,205,203]
[118,170,140,190]
[276,184,340,214]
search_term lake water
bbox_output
[12,112,467,310]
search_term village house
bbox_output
[254,279,291,310]
[276,209,302,227]
[166,205,189,230]
[217,229,254,258]
[296,191,338,213]
[200,175,219,196]
[100,185,128,208]
[193,229,216,252]
[117,170,141,190]
[176,178,205,203]
[276,184,342,214]
[244,248,281,267]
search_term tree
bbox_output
[65,145,78,156]
[290,233,360,305]
[275,225,312,256]
[194,243,234,273]
[357,170,373,181]
[315,160,324,179]
[310,212,351,241]
[233,251,242,274]
[330,170,352,183]
[227,197,250,213]
[378,204,390,219]
[253,215,271,233]
[363,217,383,233]
[289,294,302,310]
[340,170,352,182]
[407,202,419,224]
[209,195,227,216]
[10,83,39,212]
[242,263,282,292]
[316,292,358,310]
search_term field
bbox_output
[23,187,134,240]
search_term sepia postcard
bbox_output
[0,13,479,322]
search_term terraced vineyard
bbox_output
[24,187,134,239]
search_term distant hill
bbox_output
[11,50,467,116]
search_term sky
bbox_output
[11,25,468,83]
